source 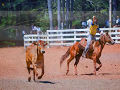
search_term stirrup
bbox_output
[82,54,86,58]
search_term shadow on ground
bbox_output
[35,80,56,84]
[81,72,120,76]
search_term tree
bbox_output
[70,0,74,28]
[47,0,53,30]
[61,0,65,29]
[66,0,70,29]
[57,0,61,29]
[113,0,117,25]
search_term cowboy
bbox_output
[82,16,101,58]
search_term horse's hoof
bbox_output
[66,70,69,75]
[75,73,78,75]
[66,72,69,75]
[28,77,31,82]
[96,68,99,71]
[36,73,38,76]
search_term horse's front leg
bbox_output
[96,59,102,71]
[93,59,97,75]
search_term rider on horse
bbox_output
[82,16,101,58]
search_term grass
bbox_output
[0,41,16,46]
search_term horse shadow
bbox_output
[35,80,56,84]
[81,72,120,76]
[81,73,94,75]
[98,72,120,75]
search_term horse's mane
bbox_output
[99,33,104,40]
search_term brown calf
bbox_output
[26,40,47,82]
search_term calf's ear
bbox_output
[33,41,37,45]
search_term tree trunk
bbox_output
[113,0,117,25]
[57,0,61,29]
[70,0,74,28]
[61,0,65,29]
[66,0,70,29]
[47,0,53,30]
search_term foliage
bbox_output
[35,12,49,32]
[2,41,16,46]
[0,0,119,38]
[72,20,81,28]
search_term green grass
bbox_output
[1,41,16,46]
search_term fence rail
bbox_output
[24,28,120,47]
[24,34,47,48]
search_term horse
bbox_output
[26,40,47,82]
[60,32,115,75]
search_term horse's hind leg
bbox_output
[66,56,74,75]
[93,59,97,75]
[96,59,102,71]
[74,55,81,75]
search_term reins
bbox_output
[99,34,106,49]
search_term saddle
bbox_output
[80,38,95,53]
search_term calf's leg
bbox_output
[38,67,44,79]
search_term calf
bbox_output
[26,40,47,82]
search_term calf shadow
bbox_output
[35,80,55,84]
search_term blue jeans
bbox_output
[83,34,96,56]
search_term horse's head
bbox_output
[37,40,47,54]
[100,32,115,45]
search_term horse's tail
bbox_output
[60,47,70,67]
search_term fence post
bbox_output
[60,30,63,46]
[24,35,25,48]
[115,28,118,43]
[74,30,76,43]
[47,31,50,48]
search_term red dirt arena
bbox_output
[0,44,120,90]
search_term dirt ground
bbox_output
[0,44,120,90]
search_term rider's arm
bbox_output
[91,18,95,26]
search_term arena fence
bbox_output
[24,34,47,48]
[24,28,120,48]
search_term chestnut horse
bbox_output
[26,40,47,82]
[60,32,115,75]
